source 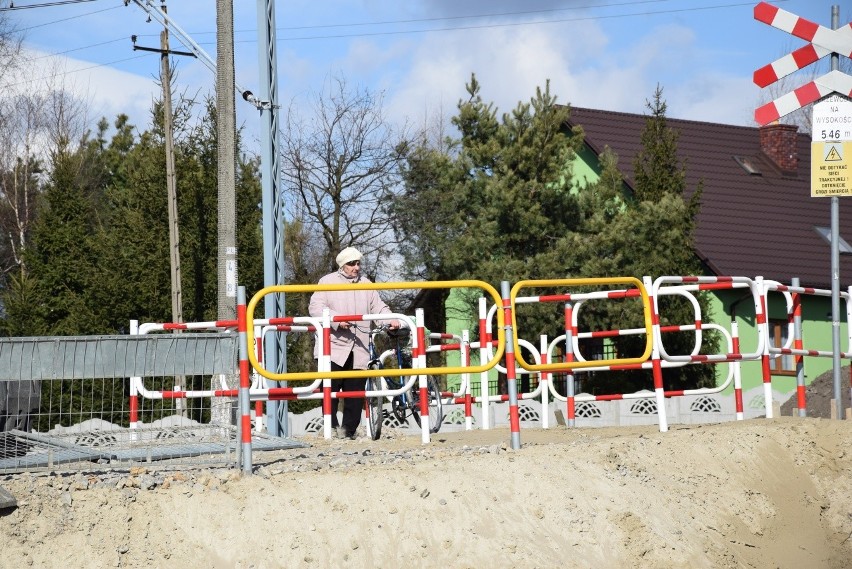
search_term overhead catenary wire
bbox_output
[12,0,773,83]
[11,2,120,32]
[0,0,98,11]
[269,1,764,42]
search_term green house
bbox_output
[438,106,852,404]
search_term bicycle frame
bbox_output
[368,326,414,409]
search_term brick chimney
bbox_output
[759,123,799,172]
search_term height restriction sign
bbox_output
[812,95,852,197]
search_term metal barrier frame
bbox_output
[246,280,505,382]
[508,277,654,372]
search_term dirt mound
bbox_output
[780,365,850,418]
[1,421,852,568]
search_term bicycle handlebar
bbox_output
[370,323,410,337]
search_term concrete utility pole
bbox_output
[216,0,237,322]
[214,0,237,428]
[130,8,187,330]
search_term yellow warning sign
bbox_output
[812,141,852,197]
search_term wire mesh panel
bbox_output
[0,333,301,474]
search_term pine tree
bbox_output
[394,80,716,392]
[24,138,105,335]
[98,98,263,329]
[574,85,716,392]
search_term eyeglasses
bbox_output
[345,260,361,266]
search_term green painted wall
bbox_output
[443,288,498,392]
[571,144,603,191]
[708,288,843,395]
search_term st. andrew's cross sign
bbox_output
[752,2,852,421]
[753,1,852,126]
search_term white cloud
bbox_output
[13,49,163,131]
[384,21,615,127]
[382,17,759,132]
[666,72,757,126]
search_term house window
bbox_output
[767,319,795,375]
[577,337,611,360]
[733,155,762,175]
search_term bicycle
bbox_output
[364,324,443,440]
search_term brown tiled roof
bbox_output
[566,106,852,290]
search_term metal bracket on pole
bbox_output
[128,0,270,110]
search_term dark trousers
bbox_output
[329,353,366,434]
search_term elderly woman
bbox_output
[308,247,399,439]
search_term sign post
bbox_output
[812,93,851,421]
[755,3,852,418]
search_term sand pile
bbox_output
[0,418,850,568]
[780,365,850,418]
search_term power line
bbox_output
[177,0,764,40]
[270,1,762,42]
[0,0,99,11]
[1,53,147,89]
[138,1,768,46]
[27,37,125,60]
[12,3,121,32]
[12,0,774,84]
[274,0,673,31]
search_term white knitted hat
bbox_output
[336,247,362,268]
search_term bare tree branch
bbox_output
[281,75,409,281]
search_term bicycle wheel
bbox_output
[365,377,383,440]
[409,375,443,433]
[425,375,444,433]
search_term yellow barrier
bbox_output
[246,280,505,381]
[509,277,653,372]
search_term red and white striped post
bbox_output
[236,286,253,475]
[730,318,745,421]
[539,335,550,428]
[462,329,473,430]
[478,297,491,429]
[128,320,140,433]
[564,301,577,427]
[415,308,430,444]
[791,277,807,417]
[757,276,775,418]
[321,308,333,439]
[644,276,669,432]
[501,281,521,449]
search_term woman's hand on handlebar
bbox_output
[376,321,404,333]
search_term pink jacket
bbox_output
[308,270,394,369]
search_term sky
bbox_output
[4,0,850,152]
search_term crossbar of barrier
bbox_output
[545,287,741,428]
[509,277,653,372]
[762,280,852,417]
[246,280,505,382]
[652,277,765,363]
